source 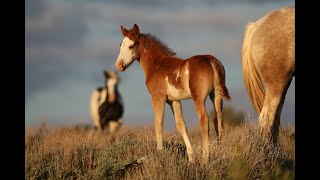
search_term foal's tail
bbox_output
[241,22,265,114]
[210,59,231,101]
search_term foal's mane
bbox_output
[141,33,176,56]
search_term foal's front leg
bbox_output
[167,100,194,163]
[151,96,165,150]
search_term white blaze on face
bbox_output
[116,37,138,69]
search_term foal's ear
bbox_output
[132,24,140,37]
[121,25,128,36]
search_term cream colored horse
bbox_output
[242,6,295,142]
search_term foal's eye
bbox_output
[129,45,134,49]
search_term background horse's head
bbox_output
[104,70,120,103]
[104,70,119,91]
[115,24,141,71]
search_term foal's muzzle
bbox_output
[115,61,126,72]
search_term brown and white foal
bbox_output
[115,24,230,163]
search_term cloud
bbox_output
[83,2,294,63]
[26,2,87,46]
[80,0,294,8]
[25,47,71,102]
[25,42,120,103]
[25,1,90,102]
[25,0,47,19]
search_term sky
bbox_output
[25,0,295,131]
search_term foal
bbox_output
[90,70,124,136]
[115,24,230,163]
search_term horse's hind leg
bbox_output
[259,78,292,143]
[210,91,224,142]
[168,100,194,163]
[259,94,281,143]
[193,98,209,163]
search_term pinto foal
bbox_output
[90,70,124,136]
[115,24,230,163]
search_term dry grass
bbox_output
[25,121,294,180]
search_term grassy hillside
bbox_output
[25,118,294,179]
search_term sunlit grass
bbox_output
[25,119,294,179]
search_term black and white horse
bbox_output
[90,70,124,135]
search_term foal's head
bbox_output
[115,24,141,71]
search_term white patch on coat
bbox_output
[176,70,180,81]
[99,89,107,106]
[166,76,180,98]
[165,64,191,100]
[184,63,189,77]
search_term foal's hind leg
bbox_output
[210,92,224,142]
[193,98,209,163]
[167,100,194,163]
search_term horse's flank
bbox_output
[241,5,294,141]
[139,34,231,101]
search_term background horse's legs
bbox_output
[94,120,103,133]
[108,120,121,135]
[168,100,194,163]
[210,92,224,142]
[151,97,165,150]
[194,98,209,164]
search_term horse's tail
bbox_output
[241,22,265,114]
[210,59,231,101]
